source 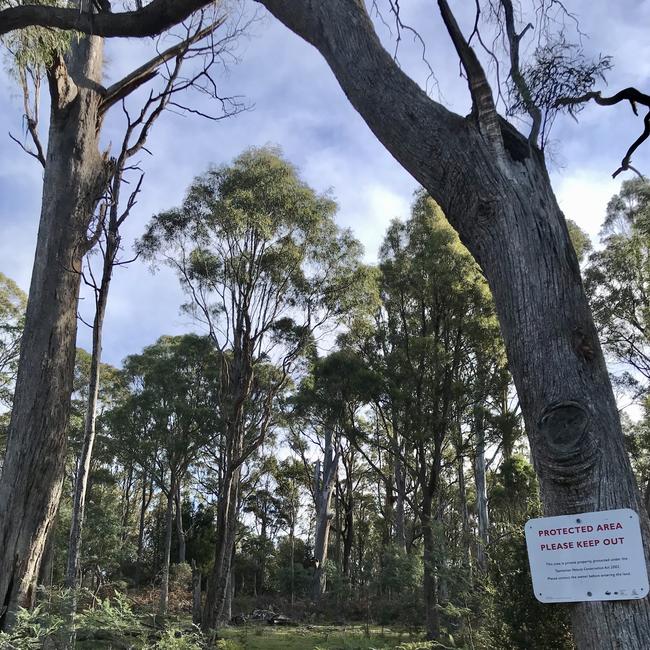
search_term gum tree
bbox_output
[0,3,240,627]
[139,147,370,628]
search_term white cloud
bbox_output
[1,0,650,367]
[553,170,619,243]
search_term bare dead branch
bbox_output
[500,0,542,145]
[99,16,227,115]
[8,130,44,166]
[557,88,650,177]
[83,199,110,254]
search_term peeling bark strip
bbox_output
[254,1,650,647]
[0,35,109,630]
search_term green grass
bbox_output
[219,624,425,650]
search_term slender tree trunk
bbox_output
[225,544,235,621]
[457,443,472,579]
[191,560,202,625]
[258,3,650,646]
[136,473,152,584]
[159,477,176,616]
[474,407,489,574]
[421,490,440,641]
[0,33,109,630]
[121,464,134,543]
[312,431,338,601]
[393,442,407,552]
[342,474,354,581]
[290,517,295,607]
[65,230,115,593]
[175,483,186,564]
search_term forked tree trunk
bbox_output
[202,464,240,628]
[0,34,108,630]
[259,2,650,646]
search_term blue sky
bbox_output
[1,0,649,369]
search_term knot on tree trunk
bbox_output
[537,400,600,485]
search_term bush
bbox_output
[0,604,64,649]
[170,562,193,590]
[215,639,244,650]
[155,625,205,649]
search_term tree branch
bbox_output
[558,87,650,177]
[255,0,496,215]
[0,0,212,38]
[437,0,504,155]
[500,0,542,145]
[8,130,45,167]
[99,16,227,115]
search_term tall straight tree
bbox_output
[139,146,370,629]
[0,4,240,627]
[0,21,108,627]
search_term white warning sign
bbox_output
[525,508,649,603]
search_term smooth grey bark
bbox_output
[256,1,650,646]
[474,409,489,574]
[159,477,176,616]
[0,34,109,630]
[311,430,339,601]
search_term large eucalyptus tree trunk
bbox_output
[0,34,108,630]
[257,1,650,646]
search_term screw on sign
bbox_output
[524,508,649,603]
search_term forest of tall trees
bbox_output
[1,0,650,648]
[2,149,650,648]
